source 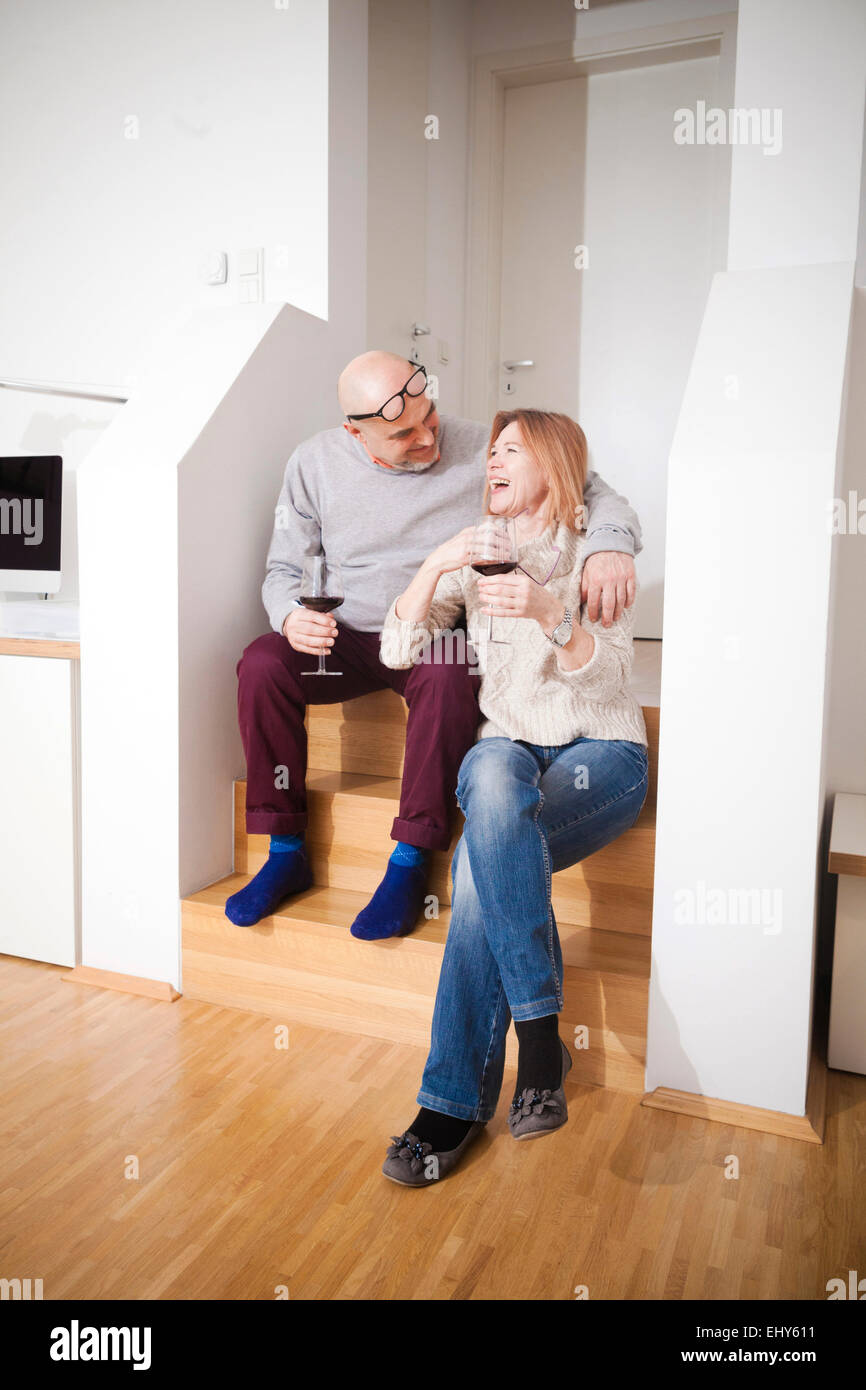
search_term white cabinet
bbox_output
[0,653,79,965]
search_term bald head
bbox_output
[338,348,442,472]
[337,350,415,417]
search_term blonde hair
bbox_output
[484,408,587,531]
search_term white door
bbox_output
[498,78,586,418]
[496,56,724,637]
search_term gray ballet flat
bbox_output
[382,1123,485,1187]
[508,1037,573,1141]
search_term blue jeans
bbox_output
[417,736,649,1122]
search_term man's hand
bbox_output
[581,551,636,627]
[283,606,337,655]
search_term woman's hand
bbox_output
[422,527,476,578]
[394,528,474,624]
[478,572,596,669]
[476,571,564,632]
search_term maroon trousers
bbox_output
[237,626,481,851]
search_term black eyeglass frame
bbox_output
[344,365,429,422]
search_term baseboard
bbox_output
[61,965,180,1002]
[641,1047,826,1144]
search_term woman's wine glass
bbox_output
[469,516,518,646]
[299,556,344,676]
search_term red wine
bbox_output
[300,595,344,613]
[471,561,517,577]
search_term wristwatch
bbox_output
[546,606,573,648]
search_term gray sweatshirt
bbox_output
[262,414,643,634]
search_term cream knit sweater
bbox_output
[380,521,648,749]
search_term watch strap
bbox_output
[549,606,573,647]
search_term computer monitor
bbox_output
[0,456,63,593]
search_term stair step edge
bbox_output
[182,877,652,979]
[234,772,657,833]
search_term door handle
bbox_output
[502,360,534,373]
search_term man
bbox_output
[227,350,642,940]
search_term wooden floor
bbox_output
[1,954,863,1301]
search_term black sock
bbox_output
[514,1013,562,1096]
[407,1107,475,1150]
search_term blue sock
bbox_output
[389,841,429,868]
[225,834,311,927]
[270,833,304,854]
[350,853,430,941]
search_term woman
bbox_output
[378,409,648,1185]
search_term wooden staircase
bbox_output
[182,691,659,1093]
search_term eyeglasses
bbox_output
[345,365,428,422]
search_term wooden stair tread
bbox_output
[303,684,660,720]
[304,693,660,809]
[183,875,652,979]
[186,876,447,949]
[251,768,655,831]
[234,763,657,933]
[306,766,403,800]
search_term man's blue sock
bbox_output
[350,845,430,941]
[270,833,304,854]
[225,833,311,927]
[389,841,428,868]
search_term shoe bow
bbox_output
[509,1087,561,1120]
[386,1131,434,1174]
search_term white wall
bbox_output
[366,0,737,418]
[647,0,865,1115]
[727,0,866,270]
[76,0,368,989]
[858,101,866,287]
[426,0,473,415]
[0,0,330,612]
[577,54,725,636]
[791,23,866,998]
[366,0,430,359]
[648,261,853,1114]
[819,289,866,987]
[365,0,473,412]
[825,292,866,798]
[0,0,329,388]
[470,0,736,53]
[78,303,350,986]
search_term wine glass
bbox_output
[299,556,344,676]
[470,516,518,646]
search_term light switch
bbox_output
[237,246,264,304]
[238,248,261,277]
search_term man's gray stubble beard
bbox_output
[390,434,441,473]
[392,456,438,473]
